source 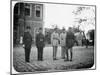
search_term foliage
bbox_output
[72,6,95,30]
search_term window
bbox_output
[35,5,41,17]
[25,3,31,16]
[36,10,40,17]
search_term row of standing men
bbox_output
[23,26,75,63]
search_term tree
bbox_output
[72,6,95,31]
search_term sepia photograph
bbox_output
[11,0,96,74]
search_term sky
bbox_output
[44,4,77,30]
[43,3,95,33]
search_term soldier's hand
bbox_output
[23,44,25,48]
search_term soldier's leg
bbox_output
[37,47,40,60]
[61,46,64,59]
[70,48,73,61]
[64,47,69,61]
[61,46,63,58]
[53,46,57,60]
[53,46,54,59]
[40,47,43,60]
[39,47,42,60]
[63,46,66,59]
[25,48,27,62]
[55,46,57,59]
[25,47,30,62]
[27,48,31,62]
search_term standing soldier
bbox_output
[60,28,66,59]
[77,32,83,46]
[65,27,75,61]
[36,28,45,61]
[51,28,59,60]
[23,26,32,63]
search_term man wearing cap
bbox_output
[60,28,66,59]
[51,28,59,60]
[65,27,75,61]
[23,26,32,63]
[36,28,45,61]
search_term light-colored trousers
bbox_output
[61,46,66,58]
[53,46,58,59]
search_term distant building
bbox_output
[13,2,44,45]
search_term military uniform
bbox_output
[36,32,45,61]
[65,31,75,61]
[76,33,83,46]
[23,31,32,62]
[51,31,59,60]
[60,32,66,59]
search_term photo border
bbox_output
[10,0,97,74]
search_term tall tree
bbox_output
[72,6,95,32]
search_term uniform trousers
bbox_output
[37,47,43,60]
[61,46,66,58]
[53,46,58,59]
[25,47,31,62]
[65,47,73,61]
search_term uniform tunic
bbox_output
[66,31,75,48]
[23,31,32,62]
[60,32,66,46]
[60,32,66,58]
[36,33,45,48]
[76,33,83,46]
[36,32,45,60]
[23,32,32,49]
[51,32,59,46]
[51,31,59,59]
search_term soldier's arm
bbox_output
[30,34,33,43]
[66,32,68,43]
[58,34,60,40]
[35,34,38,44]
[23,32,26,44]
[43,34,45,42]
[43,34,45,47]
[59,34,61,40]
[59,34,61,45]
[51,34,53,44]
[73,33,76,42]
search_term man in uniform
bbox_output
[23,26,32,63]
[60,28,66,59]
[77,32,83,46]
[65,27,75,61]
[51,28,59,60]
[36,28,45,61]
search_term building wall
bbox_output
[24,3,44,43]
[13,2,44,45]
[25,4,43,21]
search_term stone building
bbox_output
[13,2,44,45]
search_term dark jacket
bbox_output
[23,31,32,48]
[66,31,75,48]
[36,33,45,48]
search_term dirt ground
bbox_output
[13,45,94,72]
